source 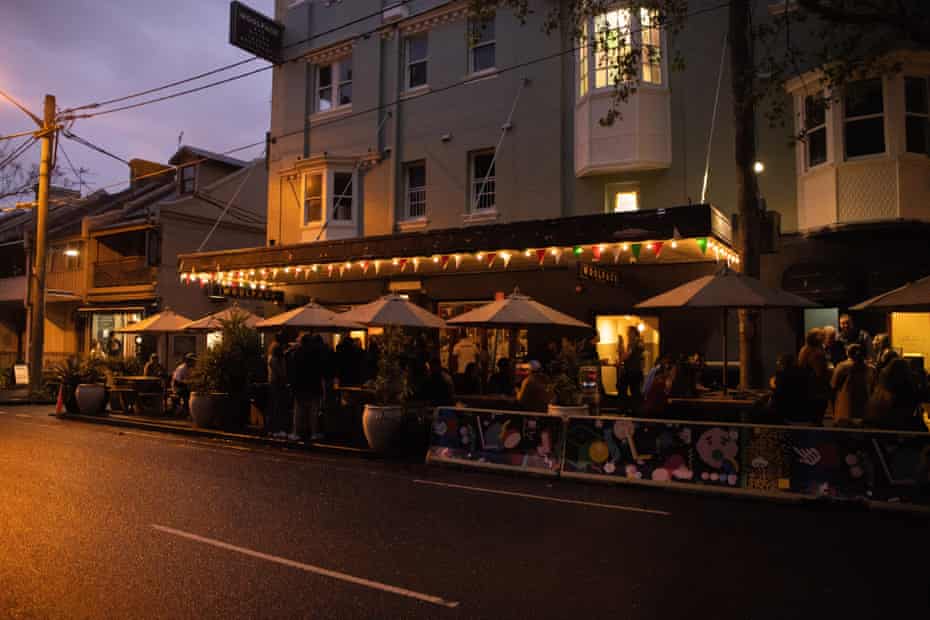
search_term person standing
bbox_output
[487,358,515,395]
[290,334,326,442]
[798,328,830,424]
[620,326,645,401]
[517,360,551,412]
[823,325,845,368]
[419,357,455,406]
[452,332,478,377]
[831,344,872,424]
[838,314,870,358]
[266,341,289,438]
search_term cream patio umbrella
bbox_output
[337,294,447,329]
[635,267,818,393]
[255,301,364,330]
[116,309,193,366]
[445,289,590,329]
[182,305,262,331]
[850,274,930,312]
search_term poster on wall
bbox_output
[427,407,562,474]
[562,418,742,487]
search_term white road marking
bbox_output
[15,414,31,419]
[413,479,671,516]
[151,524,460,609]
[0,411,8,415]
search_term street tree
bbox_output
[467,0,930,387]
[0,139,88,205]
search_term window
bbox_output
[405,162,426,219]
[905,77,929,155]
[578,21,589,98]
[405,34,428,90]
[605,182,639,213]
[303,173,322,224]
[804,93,827,168]
[468,17,495,74]
[844,79,885,158]
[471,151,495,211]
[332,172,353,221]
[179,165,196,194]
[639,9,662,85]
[316,56,352,112]
[594,8,631,88]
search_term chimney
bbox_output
[129,158,173,190]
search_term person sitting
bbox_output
[458,361,482,395]
[419,358,455,406]
[517,360,550,413]
[643,359,676,417]
[171,353,196,417]
[487,358,515,396]
[143,353,164,378]
[831,344,872,424]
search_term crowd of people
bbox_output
[769,315,928,429]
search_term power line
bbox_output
[62,130,130,165]
[57,141,91,194]
[0,128,40,142]
[61,0,418,116]
[0,136,38,170]
[51,1,730,200]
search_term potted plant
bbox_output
[362,328,412,453]
[189,311,263,430]
[51,356,83,415]
[75,357,108,415]
[547,358,588,417]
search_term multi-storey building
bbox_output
[180,1,930,379]
[0,146,268,373]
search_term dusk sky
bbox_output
[1,0,275,196]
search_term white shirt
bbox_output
[452,337,478,374]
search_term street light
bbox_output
[64,248,79,257]
[753,161,765,174]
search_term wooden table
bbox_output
[667,390,767,422]
[112,376,165,416]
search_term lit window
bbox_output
[804,93,827,168]
[303,173,322,224]
[332,172,353,221]
[905,77,929,155]
[468,17,496,74]
[405,162,427,219]
[578,21,589,98]
[405,34,428,90]
[606,183,639,213]
[316,56,352,112]
[844,79,884,158]
[471,151,496,211]
[614,191,638,213]
[594,9,631,89]
[640,9,662,85]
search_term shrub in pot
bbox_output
[189,311,263,430]
[547,358,588,418]
[51,356,83,414]
[362,328,412,453]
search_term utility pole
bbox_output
[27,95,56,394]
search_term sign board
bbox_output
[213,283,284,303]
[577,262,621,287]
[229,1,284,63]
[14,364,28,386]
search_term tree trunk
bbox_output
[729,0,763,389]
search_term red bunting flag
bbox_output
[592,245,603,261]
[486,252,497,268]
[440,255,450,270]
[536,249,547,266]
[399,258,408,272]
[654,241,664,257]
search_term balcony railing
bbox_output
[472,177,496,211]
[406,187,427,219]
[93,256,156,288]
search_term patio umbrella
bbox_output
[183,306,262,331]
[117,309,192,334]
[850,274,930,312]
[635,267,818,393]
[337,294,446,329]
[446,289,591,329]
[255,301,364,330]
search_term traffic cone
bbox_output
[55,384,64,415]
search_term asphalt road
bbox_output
[1,405,928,620]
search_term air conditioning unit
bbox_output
[382,5,409,23]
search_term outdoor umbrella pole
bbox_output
[722,307,728,395]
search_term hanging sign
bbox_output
[213,283,283,302]
[229,1,284,63]
[577,262,621,287]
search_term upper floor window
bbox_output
[468,17,496,74]
[303,173,323,224]
[405,161,427,219]
[804,93,827,168]
[605,182,639,213]
[179,165,196,194]
[905,77,929,155]
[332,172,353,221]
[405,34,428,90]
[316,55,352,112]
[470,151,496,211]
[578,7,663,97]
[844,79,884,158]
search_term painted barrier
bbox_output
[427,407,563,475]
[561,415,930,506]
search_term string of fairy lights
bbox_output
[180,236,739,290]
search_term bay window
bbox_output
[905,77,929,155]
[804,93,827,168]
[578,6,663,97]
[332,172,353,221]
[299,169,357,227]
[303,173,322,224]
[843,79,884,158]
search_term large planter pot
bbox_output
[548,404,589,418]
[362,404,404,453]
[190,392,229,429]
[75,383,107,416]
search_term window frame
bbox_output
[404,161,427,220]
[904,76,929,156]
[605,181,640,213]
[842,78,886,160]
[468,17,496,75]
[179,165,197,194]
[470,150,496,212]
[302,171,323,225]
[331,170,354,222]
[315,55,353,113]
[803,92,828,170]
[404,33,429,91]
[298,168,358,227]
